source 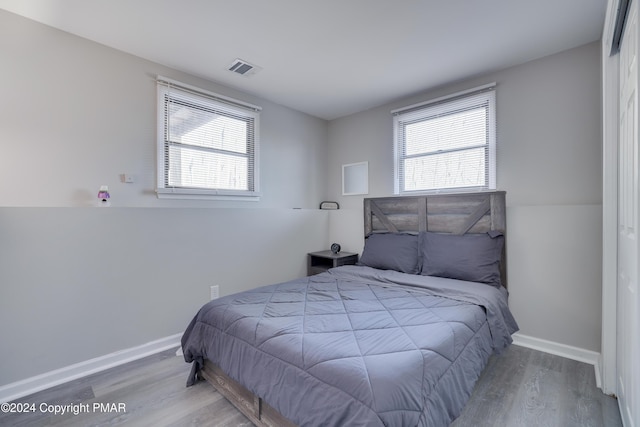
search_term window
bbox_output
[156,77,261,200]
[393,84,496,194]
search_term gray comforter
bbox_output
[182,266,519,426]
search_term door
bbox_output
[618,1,639,425]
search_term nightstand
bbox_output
[307,250,358,276]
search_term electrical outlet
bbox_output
[210,285,219,300]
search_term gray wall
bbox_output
[0,10,329,386]
[0,207,328,384]
[327,42,603,353]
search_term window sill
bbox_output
[396,186,495,196]
[156,188,261,202]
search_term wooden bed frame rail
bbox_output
[201,360,297,427]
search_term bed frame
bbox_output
[200,360,296,427]
[198,190,507,426]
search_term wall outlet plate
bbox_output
[210,285,219,300]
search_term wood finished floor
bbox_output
[1,345,622,427]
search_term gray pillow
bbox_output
[358,233,420,274]
[419,231,504,287]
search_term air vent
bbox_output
[228,59,262,77]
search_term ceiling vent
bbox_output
[228,59,262,77]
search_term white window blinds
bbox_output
[156,77,261,200]
[393,84,496,194]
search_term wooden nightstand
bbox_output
[307,250,358,276]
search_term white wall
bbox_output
[327,42,603,353]
[0,10,329,386]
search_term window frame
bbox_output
[393,84,496,195]
[156,77,261,201]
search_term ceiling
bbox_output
[0,0,607,120]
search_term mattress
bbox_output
[181,265,519,426]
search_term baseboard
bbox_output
[0,333,182,403]
[512,333,602,389]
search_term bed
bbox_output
[181,191,518,426]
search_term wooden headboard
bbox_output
[363,191,507,287]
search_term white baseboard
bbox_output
[0,333,182,403]
[512,333,602,389]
